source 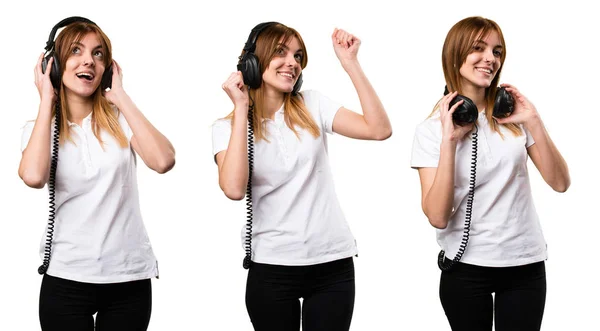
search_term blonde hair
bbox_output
[227,22,319,141]
[54,21,127,147]
[434,16,521,136]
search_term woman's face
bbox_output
[459,30,503,91]
[62,32,106,98]
[261,36,304,94]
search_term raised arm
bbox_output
[19,54,56,189]
[215,72,250,201]
[496,84,570,192]
[104,60,175,174]
[329,28,392,141]
[417,92,473,229]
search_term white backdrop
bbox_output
[0,0,597,330]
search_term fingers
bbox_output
[45,57,53,77]
[222,72,246,93]
[332,28,358,48]
[35,53,44,75]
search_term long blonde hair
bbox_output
[435,16,521,136]
[54,21,127,147]
[227,23,320,141]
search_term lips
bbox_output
[277,71,295,79]
[76,72,95,81]
[476,67,493,75]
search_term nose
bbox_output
[285,53,298,68]
[82,52,95,67]
[484,49,495,64]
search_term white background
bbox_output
[0,0,597,329]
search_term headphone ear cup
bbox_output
[292,73,303,96]
[41,53,61,89]
[450,94,478,125]
[238,53,262,89]
[493,87,514,118]
[102,63,113,90]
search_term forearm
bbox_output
[219,112,249,200]
[343,61,391,140]
[111,91,175,172]
[526,116,570,192]
[18,101,53,188]
[423,140,457,228]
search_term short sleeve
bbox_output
[20,121,35,152]
[410,117,442,168]
[301,90,342,134]
[212,119,232,156]
[523,126,535,148]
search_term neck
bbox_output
[462,84,487,112]
[65,91,94,126]
[261,87,285,119]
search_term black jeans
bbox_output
[440,261,546,331]
[246,257,355,331]
[39,274,152,331]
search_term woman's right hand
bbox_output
[222,71,249,113]
[34,53,56,104]
[439,91,474,142]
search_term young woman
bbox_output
[19,17,175,331]
[411,16,570,331]
[212,22,391,331]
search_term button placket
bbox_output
[273,113,290,164]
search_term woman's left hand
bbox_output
[103,59,125,104]
[332,28,360,67]
[494,83,540,127]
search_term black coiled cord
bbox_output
[38,102,60,275]
[438,125,478,271]
[243,96,255,270]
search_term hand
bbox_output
[34,53,56,104]
[222,71,249,112]
[494,83,540,127]
[103,59,125,104]
[332,28,360,67]
[439,91,475,142]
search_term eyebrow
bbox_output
[277,43,303,53]
[71,42,104,50]
[474,40,503,48]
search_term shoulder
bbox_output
[415,109,442,137]
[212,117,232,130]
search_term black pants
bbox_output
[440,261,546,331]
[246,257,355,331]
[39,274,152,331]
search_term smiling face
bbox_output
[61,32,106,99]
[261,36,304,95]
[459,30,503,91]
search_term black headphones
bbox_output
[237,22,303,96]
[444,86,514,125]
[42,16,112,90]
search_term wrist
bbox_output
[524,111,542,131]
[341,59,361,73]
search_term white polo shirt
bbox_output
[212,90,358,266]
[411,110,547,267]
[21,110,158,283]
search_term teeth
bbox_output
[477,68,492,74]
[279,72,293,78]
[77,73,93,78]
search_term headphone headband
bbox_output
[45,16,97,52]
[242,21,280,53]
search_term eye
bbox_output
[472,45,483,52]
[493,50,502,57]
[71,46,80,54]
[294,53,303,62]
[94,50,104,58]
[275,47,285,55]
